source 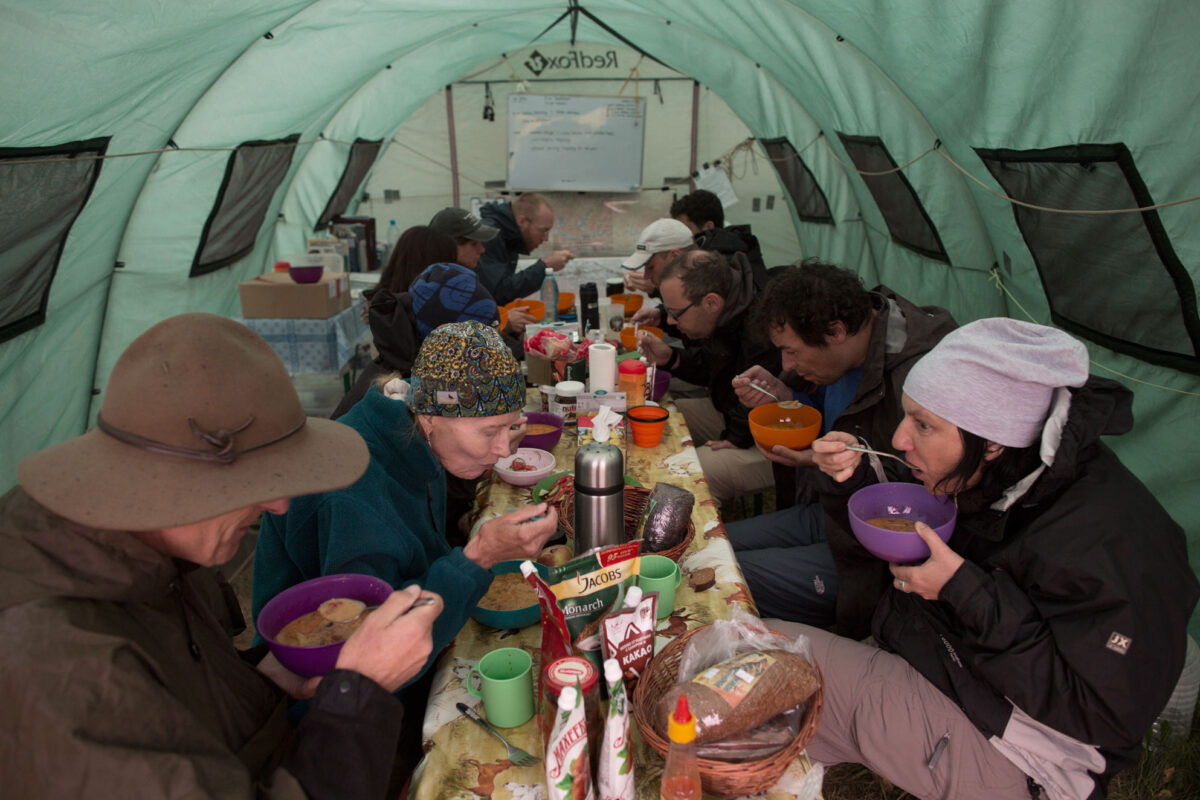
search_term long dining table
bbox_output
[408,391,822,800]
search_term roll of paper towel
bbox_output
[588,342,617,394]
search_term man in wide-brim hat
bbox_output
[0,312,444,799]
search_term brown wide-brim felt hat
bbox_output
[18,313,369,531]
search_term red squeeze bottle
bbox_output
[660,694,701,800]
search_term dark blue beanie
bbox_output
[409,263,499,337]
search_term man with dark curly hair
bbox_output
[727,260,957,637]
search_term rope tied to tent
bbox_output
[986,267,1200,398]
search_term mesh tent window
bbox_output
[837,133,948,262]
[759,136,833,224]
[977,143,1200,375]
[190,134,300,277]
[316,138,383,231]
[0,137,109,344]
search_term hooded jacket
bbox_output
[477,202,551,305]
[664,251,782,447]
[693,224,768,290]
[871,378,1199,799]
[788,287,957,638]
[0,487,403,799]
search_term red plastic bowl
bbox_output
[257,573,393,677]
[520,411,564,451]
[848,482,957,563]
[288,265,324,283]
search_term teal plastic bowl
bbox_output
[471,559,549,630]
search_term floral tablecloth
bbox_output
[410,394,821,800]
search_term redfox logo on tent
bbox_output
[524,49,618,76]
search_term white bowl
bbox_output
[493,447,557,487]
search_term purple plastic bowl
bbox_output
[257,573,393,678]
[848,482,957,563]
[288,264,324,284]
[651,369,671,402]
[520,411,564,451]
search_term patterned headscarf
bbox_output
[410,320,525,418]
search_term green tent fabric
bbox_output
[2,1,1198,635]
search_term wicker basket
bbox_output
[555,485,695,562]
[632,625,825,797]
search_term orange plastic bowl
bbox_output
[619,325,663,352]
[500,299,546,329]
[610,293,645,317]
[557,291,575,314]
[748,402,823,451]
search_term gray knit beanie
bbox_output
[903,318,1089,447]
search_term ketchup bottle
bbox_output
[660,694,701,800]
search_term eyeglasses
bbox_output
[664,300,697,320]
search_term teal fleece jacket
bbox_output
[251,387,492,679]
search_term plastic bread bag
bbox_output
[635,482,694,553]
[597,659,635,800]
[546,684,595,800]
[655,607,820,746]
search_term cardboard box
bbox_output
[238,271,351,319]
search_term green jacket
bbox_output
[0,487,403,799]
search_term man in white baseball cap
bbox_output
[622,218,696,295]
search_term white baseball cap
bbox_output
[622,218,695,270]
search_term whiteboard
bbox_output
[507,94,646,192]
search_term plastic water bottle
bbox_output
[540,267,560,323]
[382,220,400,264]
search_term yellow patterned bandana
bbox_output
[410,321,524,418]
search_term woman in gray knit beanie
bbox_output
[779,318,1198,800]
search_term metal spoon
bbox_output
[747,382,781,403]
[844,444,916,470]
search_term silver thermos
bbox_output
[573,442,625,553]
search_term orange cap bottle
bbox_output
[660,694,701,800]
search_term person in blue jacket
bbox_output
[252,320,558,682]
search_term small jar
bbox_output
[539,385,556,413]
[551,380,585,426]
[542,656,602,766]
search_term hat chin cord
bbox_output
[96,414,305,464]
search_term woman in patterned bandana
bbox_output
[253,321,559,685]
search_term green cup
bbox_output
[466,647,535,728]
[638,554,682,619]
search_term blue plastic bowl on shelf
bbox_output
[470,560,549,630]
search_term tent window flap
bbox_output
[977,143,1200,375]
[191,135,300,277]
[316,138,383,231]
[0,137,109,344]
[759,136,833,224]
[838,133,948,262]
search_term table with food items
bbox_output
[408,390,826,800]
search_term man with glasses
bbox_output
[636,250,781,504]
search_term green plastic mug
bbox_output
[638,554,682,619]
[466,647,535,727]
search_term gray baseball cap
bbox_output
[429,207,499,241]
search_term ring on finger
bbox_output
[897,579,906,591]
